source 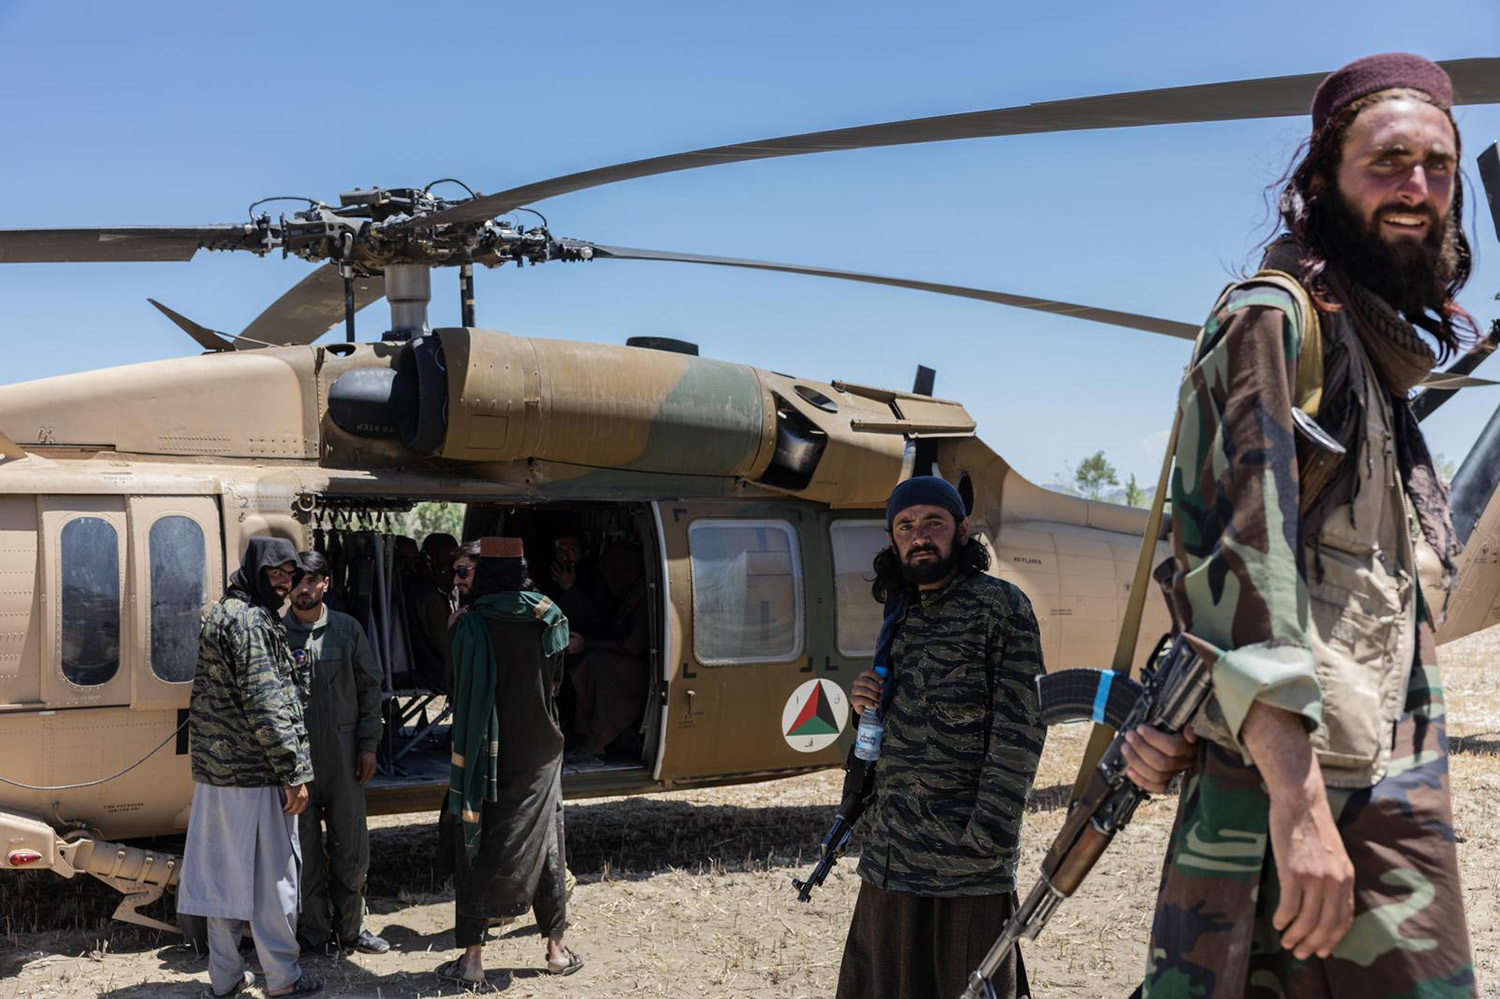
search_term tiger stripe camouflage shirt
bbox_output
[855,570,1046,896]
[189,593,313,788]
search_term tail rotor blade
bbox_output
[1412,324,1500,421]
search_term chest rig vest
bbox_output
[1303,305,1419,788]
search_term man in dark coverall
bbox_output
[284,551,389,955]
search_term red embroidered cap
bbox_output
[1312,53,1453,132]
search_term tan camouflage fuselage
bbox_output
[2,327,1497,929]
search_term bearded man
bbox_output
[1123,53,1477,996]
[283,551,387,956]
[837,476,1045,999]
[179,537,321,998]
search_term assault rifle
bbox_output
[791,744,878,902]
[957,632,1216,999]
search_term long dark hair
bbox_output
[1263,88,1475,359]
[870,535,991,605]
[459,540,533,599]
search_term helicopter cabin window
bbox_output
[829,520,888,657]
[149,516,206,683]
[688,519,803,665]
[59,516,121,687]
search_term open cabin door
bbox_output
[655,500,877,783]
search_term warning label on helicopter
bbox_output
[781,678,850,754]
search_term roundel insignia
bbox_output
[781,678,850,753]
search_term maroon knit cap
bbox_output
[1312,53,1453,132]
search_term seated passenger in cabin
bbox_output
[542,530,610,640]
[567,543,649,759]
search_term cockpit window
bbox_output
[149,516,206,683]
[60,517,120,686]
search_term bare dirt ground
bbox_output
[4,628,1497,998]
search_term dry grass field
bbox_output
[3,627,1496,998]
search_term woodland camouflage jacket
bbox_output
[1168,285,1325,749]
[189,594,313,788]
[855,571,1046,895]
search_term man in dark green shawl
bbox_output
[435,537,584,986]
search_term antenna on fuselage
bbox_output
[910,364,939,477]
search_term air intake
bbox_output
[626,336,698,355]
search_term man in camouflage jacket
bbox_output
[1123,54,1475,997]
[837,476,1045,999]
[179,536,320,999]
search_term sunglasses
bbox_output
[454,564,474,580]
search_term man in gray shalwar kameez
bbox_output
[179,537,323,998]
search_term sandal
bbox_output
[208,970,253,998]
[267,972,324,997]
[546,947,585,976]
[435,958,485,986]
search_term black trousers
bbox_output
[453,798,567,948]
[295,746,369,947]
[835,880,1029,999]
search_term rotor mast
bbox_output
[384,264,431,337]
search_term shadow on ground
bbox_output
[0,779,1079,981]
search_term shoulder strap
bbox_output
[1247,268,1323,418]
[1071,272,1322,798]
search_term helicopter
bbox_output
[2,57,1499,940]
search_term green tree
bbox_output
[1075,450,1119,500]
[1433,452,1456,488]
[1124,473,1146,507]
[403,501,465,543]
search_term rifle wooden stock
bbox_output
[1040,769,1125,896]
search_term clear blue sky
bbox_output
[3,1,1498,488]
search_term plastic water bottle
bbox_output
[853,665,890,761]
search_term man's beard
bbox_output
[899,542,961,586]
[1314,189,1457,317]
[291,593,323,611]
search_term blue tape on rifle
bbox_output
[1092,670,1114,725]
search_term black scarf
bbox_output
[1266,240,1460,601]
[229,536,302,611]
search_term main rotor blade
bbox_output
[147,299,237,352]
[424,58,1500,224]
[1478,142,1500,244]
[237,264,386,349]
[0,225,262,262]
[585,244,1200,339]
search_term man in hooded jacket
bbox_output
[179,537,323,999]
